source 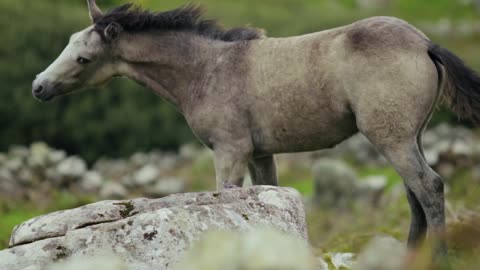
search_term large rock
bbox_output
[47,255,129,270]
[0,186,307,270]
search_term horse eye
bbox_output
[76,57,91,64]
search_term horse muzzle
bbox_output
[32,79,59,102]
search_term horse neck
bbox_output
[115,32,227,111]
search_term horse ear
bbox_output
[104,22,123,42]
[87,0,103,23]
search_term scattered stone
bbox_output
[358,176,388,207]
[133,164,160,186]
[79,171,104,192]
[28,142,50,167]
[56,157,87,179]
[312,158,358,207]
[157,153,179,171]
[48,150,67,165]
[0,169,23,199]
[130,152,149,167]
[17,168,35,186]
[179,143,203,161]
[99,181,128,200]
[0,153,6,165]
[93,159,130,180]
[360,175,387,191]
[5,158,23,172]
[8,145,29,159]
[147,178,186,197]
[0,122,477,205]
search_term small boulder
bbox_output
[93,159,130,180]
[130,152,150,167]
[47,150,66,165]
[79,171,104,193]
[312,158,358,207]
[28,142,50,168]
[133,165,160,186]
[146,178,186,197]
[99,181,128,199]
[56,157,87,179]
[358,175,387,207]
[179,143,203,161]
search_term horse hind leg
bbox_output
[368,136,446,256]
[352,50,445,252]
[405,98,439,248]
[405,184,428,247]
[401,90,439,248]
[405,60,444,249]
[356,99,446,255]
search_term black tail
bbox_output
[428,43,480,124]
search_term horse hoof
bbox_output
[223,183,240,189]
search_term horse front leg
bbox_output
[248,155,279,186]
[213,143,252,190]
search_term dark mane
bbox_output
[94,3,265,42]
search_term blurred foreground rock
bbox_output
[353,235,406,270]
[0,186,307,270]
[174,228,318,270]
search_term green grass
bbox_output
[0,191,95,249]
[0,209,43,248]
[356,165,403,189]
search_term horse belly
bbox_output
[251,108,358,155]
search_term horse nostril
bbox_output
[33,85,44,95]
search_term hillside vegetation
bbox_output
[1,0,479,161]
